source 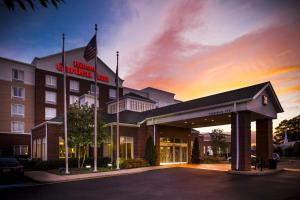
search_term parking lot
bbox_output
[1,167,300,200]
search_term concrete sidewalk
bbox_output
[25,165,175,183]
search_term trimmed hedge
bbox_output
[201,156,227,164]
[19,157,111,170]
[120,158,150,169]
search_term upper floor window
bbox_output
[90,84,99,95]
[45,91,57,104]
[11,104,25,116]
[11,121,24,132]
[109,88,116,99]
[12,86,25,99]
[12,69,24,81]
[70,80,79,92]
[69,95,79,105]
[45,107,56,120]
[45,75,57,88]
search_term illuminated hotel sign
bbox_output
[56,60,109,82]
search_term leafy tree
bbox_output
[274,115,300,144]
[1,0,64,11]
[191,137,200,164]
[64,102,108,168]
[209,129,228,156]
[144,136,156,166]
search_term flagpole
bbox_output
[93,24,98,172]
[63,33,69,174]
[116,51,120,170]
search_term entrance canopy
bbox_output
[105,82,283,128]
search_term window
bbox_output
[11,104,25,116]
[11,121,24,132]
[45,91,57,104]
[120,136,134,160]
[45,75,57,88]
[12,69,24,81]
[70,80,79,92]
[13,145,28,156]
[90,84,99,95]
[69,95,79,105]
[12,86,25,99]
[109,88,116,99]
[45,107,56,120]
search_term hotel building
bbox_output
[0,47,283,171]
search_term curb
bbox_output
[25,166,174,184]
[227,169,283,176]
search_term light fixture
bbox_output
[204,119,207,121]
[211,119,214,122]
[184,121,188,124]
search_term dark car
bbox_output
[0,157,24,178]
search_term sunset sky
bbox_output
[0,0,299,132]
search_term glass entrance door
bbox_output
[160,137,188,164]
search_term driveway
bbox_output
[1,167,300,200]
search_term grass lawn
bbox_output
[48,167,115,175]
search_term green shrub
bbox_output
[201,156,227,164]
[144,136,157,166]
[191,138,200,164]
[120,158,150,169]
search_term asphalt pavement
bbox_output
[1,168,300,200]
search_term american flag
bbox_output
[84,34,97,62]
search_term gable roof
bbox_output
[31,46,123,82]
[105,82,283,124]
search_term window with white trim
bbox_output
[13,145,28,156]
[45,75,57,88]
[11,104,25,116]
[45,91,57,104]
[12,86,25,99]
[45,107,56,120]
[90,84,99,95]
[120,136,134,160]
[109,88,116,99]
[11,121,24,132]
[69,95,79,105]
[70,80,79,92]
[12,69,24,81]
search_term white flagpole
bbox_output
[63,33,69,174]
[93,24,98,172]
[116,51,120,170]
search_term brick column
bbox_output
[231,111,251,171]
[256,119,273,167]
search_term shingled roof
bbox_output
[105,82,283,124]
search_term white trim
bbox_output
[45,122,48,160]
[138,98,252,125]
[252,83,284,112]
[31,121,62,130]
[104,122,140,128]
[0,132,31,135]
[30,130,33,159]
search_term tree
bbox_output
[65,102,108,168]
[209,129,228,156]
[191,137,200,163]
[274,115,300,144]
[1,0,64,11]
[144,136,156,166]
